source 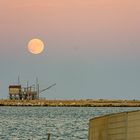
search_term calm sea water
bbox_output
[0,107,140,140]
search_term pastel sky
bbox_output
[0,0,140,99]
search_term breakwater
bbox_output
[0,99,140,107]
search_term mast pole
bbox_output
[36,77,39,99]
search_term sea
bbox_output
[0,107,140,140]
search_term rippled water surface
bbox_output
[0,107,140,140]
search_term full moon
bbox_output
[28,38,44,54]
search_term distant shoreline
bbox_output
[0,99,140,107]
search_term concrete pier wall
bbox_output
[89,110,140,140]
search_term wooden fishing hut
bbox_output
[9,79,56,100]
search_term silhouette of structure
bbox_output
[9,79,56,100]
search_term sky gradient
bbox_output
[0,0,140,99]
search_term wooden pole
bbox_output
[36,77,39,99]
[47,133,51,140]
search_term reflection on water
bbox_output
[0,107,140,140]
